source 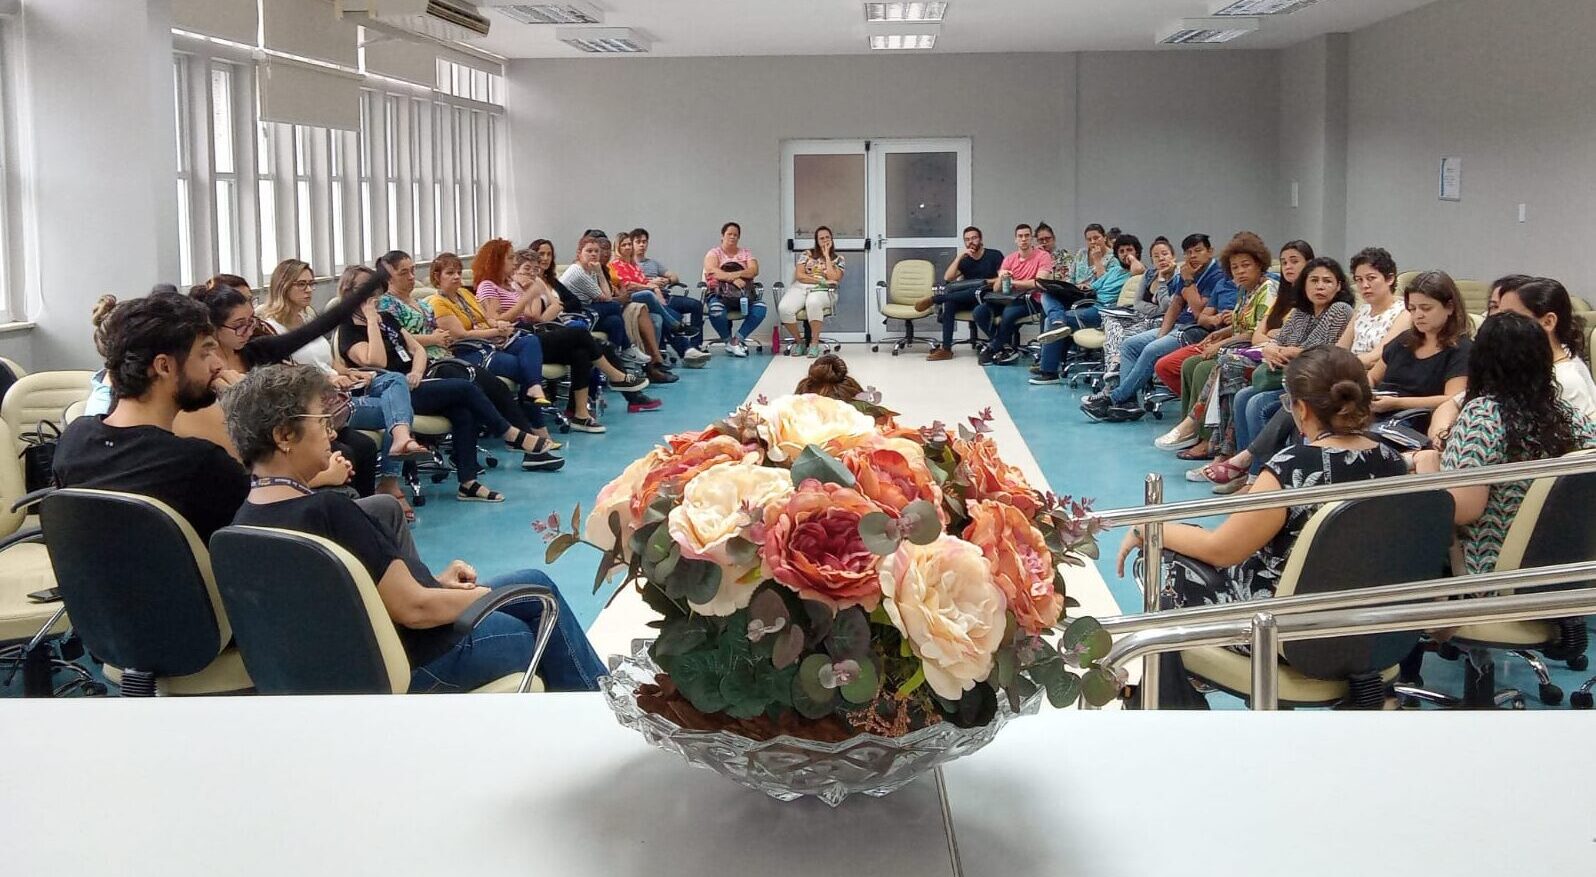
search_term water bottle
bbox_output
[1001,274,1013,297]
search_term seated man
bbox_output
[972,223,1054,365]
[53,288,418,554]
[632,227,710,364]
[1031,233,1137,385]
[1082,233,1237,420]
[916,225,1003,362]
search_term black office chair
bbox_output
[40,489,252,696]
[1174,490,1455,709]
[210,526,555,694]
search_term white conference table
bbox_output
[2,695,1591,876]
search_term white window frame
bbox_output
[0,17,28,323]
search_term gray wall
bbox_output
[506,50,1286,276]
[1344,0,1596,293]
[1276,33,1348,260]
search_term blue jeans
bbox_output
[1039,303,1102,374]
[707,295,768,342]
[630,290,681,332]
[667,294,704,353]
[484,335,545,396]
[973,297,1040,353]
[587,300,629,349]
[1110,330,1187,404]
[1235,387,1284,457]
[935,287,983,349]
[411,570,607,693]
[347,370,416,476]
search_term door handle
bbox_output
[875,234,886,249]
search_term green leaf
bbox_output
[792,654,838,719]
[1042,670,1082,709]
[749,587,789,626]
[901,499,942,545]
[592,548,620,594]
[995,646,1017,689]
[1061,617,1111,665]
[652,617,711,657]
[644,524,676,564]
[671,651,729,714]
[544,532,580,564]
[639,581,685,621]
[825,607,872,661]
[662,557,722,606]
[1081,667,1121,707]
[571,503,582,534]
[1073,538,1100,560]
[790,444,856,489]
[628,521,659,558]
[839,658,880,705]
[896,664,926,699]
[858,511,902,556]
[652,543,681,582]
[642,495,672,526]
[800,600,834,645]
[719,665,769,719]
[726,536,759,569]
[771,625,805,669]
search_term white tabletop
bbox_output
[5,696,1592,876]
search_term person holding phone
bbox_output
[916,226,1004,361]
[777,225,846,358]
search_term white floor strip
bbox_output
[587,348,1134,696]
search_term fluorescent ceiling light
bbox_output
[869,33,936,50]
[1211,0,1318,14]
[1158,17,1259,44]
[555,26,649,53]
[865,2,947,23]
[487,3,603,25]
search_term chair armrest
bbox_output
[454,585,559,694]
[0,526,44,554]
[10,488,53,515]
[1098,306,1137,319]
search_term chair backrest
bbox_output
[1115,272,1145,307]
[1455,279,1491,316]
[63,399,87,424]
[1,370,94,438]
[40,488,231,678]
[0,356,25,380]
[211,526,411,694]
[1272,490,1455,679]
[1495,460,1596,591]
[0,419,25,538]
[1394,271,1419,298]
[886,260,936,306]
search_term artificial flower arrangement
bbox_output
[537,393,1121,741]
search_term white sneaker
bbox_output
[683,346,711,362]
[727,341,749,358]
[621,346,650,365]
[1035,324,1074,345]
[1154,424,1200,451]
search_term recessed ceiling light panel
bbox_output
[868,33,937,50]
[483,2,603,25]
[1158,16,1259,44]
[555,26,650,53]
[1210,0,1317,15]
[865,2,947,23]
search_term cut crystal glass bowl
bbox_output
[601,642,1042,807]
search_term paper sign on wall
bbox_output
[1439,156,1462,202]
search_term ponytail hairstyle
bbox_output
[1284,345,1373,436]
[795,353,864,403]
[1504,277,1587,362]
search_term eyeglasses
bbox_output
[292,413,338,437]
[290,279,315,289]
[221,319,254,334]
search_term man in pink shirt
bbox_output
[974,223,1054,365]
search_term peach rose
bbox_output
[584,448,667,553]
[955,434,1041,517]
[963,500,1063,635]
[667,461,795,616]
[761,480,884,611]
[630,435,761,522]
[756,393,876,463]
[829,435,945,520]
[879,536,1008,701]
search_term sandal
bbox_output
[506,428,557,456]
[1175,445,1214,461]
[388,436,432,459]
[1201,459,1248,486]
[457,481,505,503]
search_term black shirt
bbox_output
[233,491,460,666]
[337,313,413,373]
[953,249,1004,281]
[52,417,249,543]
[1377,332,1472,398]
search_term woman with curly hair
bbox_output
[1415,311,1596,575]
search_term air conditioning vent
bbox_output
[339,0,491,43]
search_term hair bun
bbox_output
[90,294,118,326]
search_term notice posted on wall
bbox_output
[1439,156,1462,202]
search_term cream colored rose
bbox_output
[584,448,666,554]
[667,461,795,616]
[755,393,876,463]
[880,536,1008,701]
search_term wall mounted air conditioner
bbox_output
[339,0,491,44]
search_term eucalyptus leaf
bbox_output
[790,444,856,489]
[825,607,872,661]
[839,658,880,705]
[1081,666,1121,707]
[858,511,902,556]
[800,600,834,644]
[719,665,769,719]
[662,557,722,606]
[749,587,789,626]
[593,548,620,593]
[671,651,729,714]
[1062,617,1112,664]
[1043,670,1082,709]
[653,617,710,657]
[544,532,579,564]
[792,654,839,719]
[772,625,805,669]
[644,524,676,564]
[902,500,943,545]
[652,543,681,582]
[726,536,760,569]
[1073,539,1101,560]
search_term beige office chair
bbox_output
[1176,490,1455,709]
[211,526,549,694]
[41,489,252,696]
[1065,272,1144,390]
[873,259,936,356]
[1394,271,1420,298]
[1,370,94,439]
[1455,279,1491,318]
[0,357,24,380]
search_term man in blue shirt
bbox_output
[918,226,1004,362]
[1082,233,1238,420]
[1031,234,1138,385]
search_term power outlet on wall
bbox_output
[1290,181,1300,209]
[1518,203,1528,223]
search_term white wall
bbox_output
[16,0,177,369]
[1344,0,1596,293]
[1276,33,1349,260]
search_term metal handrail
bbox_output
[1095,581,1596,710]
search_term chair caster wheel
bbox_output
[1539,683,1563,706]
[872,345,880,352]
[1568,655,1588,671]
[413,494,427,508]
[1508,695,1527,710]
[891,349,899,356]
[1571,691,1593,709]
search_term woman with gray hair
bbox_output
[224,364,606,691]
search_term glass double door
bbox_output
[780,138,971,342]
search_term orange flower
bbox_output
[962,500,1063,634]
[829,435,945,520]
[630,435,760,521]
[955,435,1041,518]
[761,480,884,611]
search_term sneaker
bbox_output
[646,364,678,384]
[1103,403,1145,423]
[727,341,749,358]
[1029,372,1061,386]
[1035,324,1074,345]
[568,417,606,434]
[1154,425,1200,451]
[978,347,995,366]
[993,348,1021,365]
[807,345,822,359]
[1080,393,1112,420]
[521,449,566,472]
[1029,363,1045,375]
[627,393,663,413]
[927,347,953,362]
[787,343,807,357]
[683,346,712,362]
[610,373,650,393]
[1186,463,1214,483]
[621,346,650,365]
[913,296,935,313]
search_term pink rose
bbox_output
[963,500,1063,635]
[761,480,884,611]
[630,435,760,522]
[955,435,1041,518]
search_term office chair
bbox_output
[872,260,936,356]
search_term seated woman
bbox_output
[1116,346,1408,707]
[599,235,675,385]
[702,221,766,357]
[1416,311,1596,575]
[1367,270,1473,430]
[469,238,534,325]
[425,252,554,411]
[778,225,845,359]
[341,274,560,497]
[611,230,686,340]
[226,364,606,692]
[1098,237,1182,384]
